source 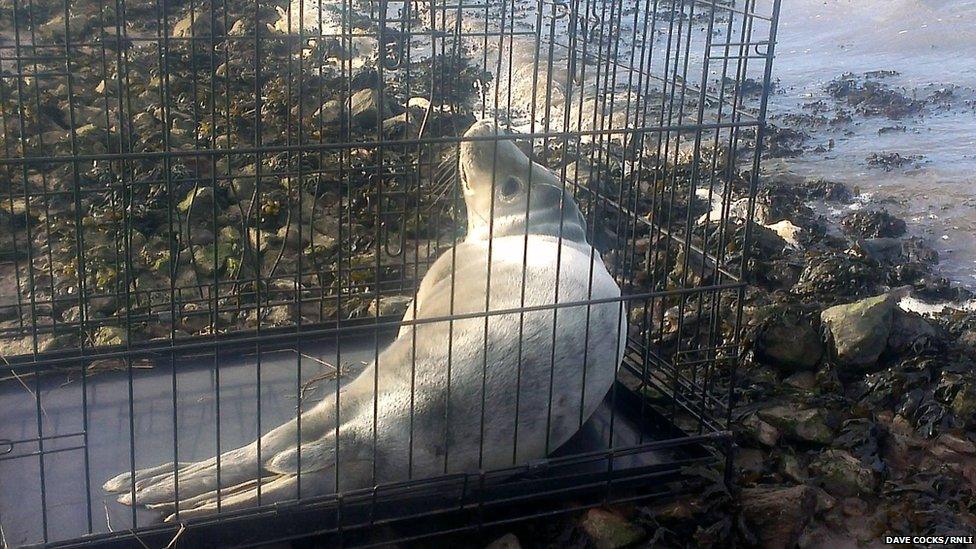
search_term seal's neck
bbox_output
[465,203,589,244]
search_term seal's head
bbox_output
[459,120,587,243]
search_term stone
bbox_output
[935,433,976,455]
[227,18,251,37]
[758,404,834,445]
[840,497,869,517]
[189,228,215,246]
[314,99,343,127]
[263,304,294,326]
[784,371,817,390]
[179,303,212,334]
[805,178,853,203]
[740,485,817,549]
[40,334,76,353]
[349,88,389,128]
[351,68,380,90]
[75,123,103,141]
[754,313,823,371]
[840,209,907,238]
[368,295,413,318]
[766,219,802,248]
[383,112,418,139]
[37,10,94,41]
[735,447,767,482]
[247,228,276,253]
[0,197,27,224]
[852,237,906,263]
[742,414,781,447]
[579,508,644,549]
[809,449,878,497]
[779,452,808,483]
[959,330,976,357]
[951,382,976,428]
[727,178,802,223]
[277,223,313,250]
[192,226,241,276]
[793,253,880,301]
[811,487,837,514]
[887,309,938,354]
[90,296,120,315]
[0,302,21,322]
[485,533,521,549]
[178,187,217,220]
[821,292,895,368]
[93,326,126,346]
[172,8,223,39]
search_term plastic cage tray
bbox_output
[0,326,728,548]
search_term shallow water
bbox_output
[764,0,976,288]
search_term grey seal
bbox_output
[103,120,627,521]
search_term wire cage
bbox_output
[0,0,780,545]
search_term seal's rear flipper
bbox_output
[102,462,192,493]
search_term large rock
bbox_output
[349,88,389,128]
[809,449,878,497]
[313,99,343,127]
[740,485,817,549]
[757,404,834,445]
[793,252,880,301]
[735,447,768,483]
[852,237,906,263]
[368,295,413,318]
[93,326,126,347]
[311,89,392,131]
[192,226,241,276]
[887,309,939,354]
[804,178,854,203]
[37,10,97,41]
[755,312,824,371]
[840,209,907,238]
[178,186,217,221]
[172,8,224,39]
[742,413,781,447]
[821,292,896,368]
[579,508,644,549]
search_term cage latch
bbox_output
[0,439,11,455]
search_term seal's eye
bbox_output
[499,177,521,199]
